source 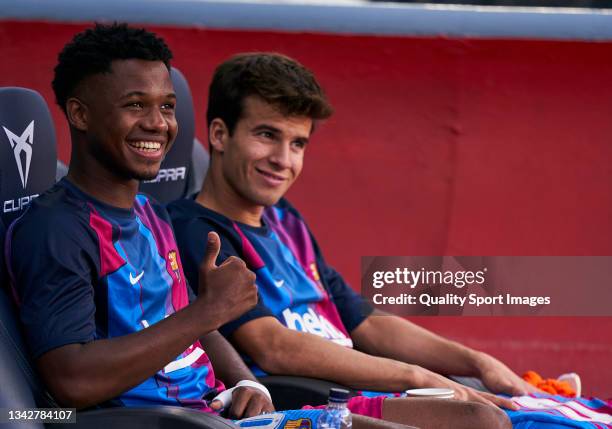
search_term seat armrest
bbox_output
[258,376,355,410]
[47,406,238,429]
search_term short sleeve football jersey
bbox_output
[6,179,223,409]
[169,197,373,375]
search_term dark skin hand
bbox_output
[201,330,275,418]
[210,387,274,419]
[37,232,258,409]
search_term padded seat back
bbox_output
[0,87,59,423]
[185,138,209,198]
[0,87,57,226]
[0,218,46,428]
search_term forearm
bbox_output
[200,330,257,386]
[352,313,536,397]
[235,321,420,392]
[38,301,221,409]
[351,311,481,376]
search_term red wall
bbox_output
[1,21,610,397]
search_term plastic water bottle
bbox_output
[317,388,352,429]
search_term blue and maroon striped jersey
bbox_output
[169,197,373,374]
[6,178,222,409]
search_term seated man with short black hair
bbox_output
[169,52,513,429]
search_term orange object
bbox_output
[522,371,576,398]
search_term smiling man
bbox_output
[168,53,514,428]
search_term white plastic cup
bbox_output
[404,388,455,399]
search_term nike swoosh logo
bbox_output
[274,279,285,288]
[130,271,144,285]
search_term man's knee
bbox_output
[463,402,511,429]
[353,414,418,429]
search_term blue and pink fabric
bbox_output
[507,394,612,428]
[230,204,354,352]
[7,179,223,410]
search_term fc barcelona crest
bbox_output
[168,250,182,283]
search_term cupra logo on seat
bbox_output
[3,120,34,189]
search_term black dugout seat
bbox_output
[56,160,68,182]
[0,87,57,226]
[0,217,47,429]
[187,137,210,197]
[139,67,209,202]
[0,86,235,429]
[257,376,355,409]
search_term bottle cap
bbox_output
[328,388,351,403]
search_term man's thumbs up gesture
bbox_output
[197,232,258,327]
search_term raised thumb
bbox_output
[202,231,221,269]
